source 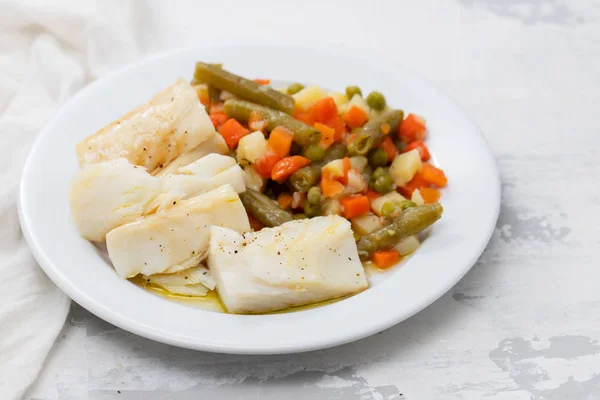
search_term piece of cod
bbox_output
[106,185,250,278]
[76,78,215,173]
[70,154,245,242]
[208,215,369,314]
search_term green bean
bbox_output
[322,143,348,163]
[348,110,404,155]
[366,91,386,111]
[368,148,389,167]
[288,165,321,192]
[224,100,320,147]
[303,201,321,217]
[287,83,305,95]
[239,189,293,227]
[194,62,295,114]
[356,203,443,260]
[304,144,326,161]
[345,86,362,99]
[208,85,221,103]
[307,187,322,205]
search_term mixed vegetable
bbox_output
[192,62,447,269]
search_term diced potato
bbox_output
[293,85,327,111]
[349,156,368,173]
[339,94,369,115]
[328,92,348,110]
[370,192,406,216]
[322,159,345,179]
[276,86,288,94]
[236,131,267,165]
[243,166,266,192]
[394,235,420,256]
[390,149,422,186]
[322,199,341,216]
[351,213,383,236]
[346,170,366,194]
[369,105,391,119]
[411,189,425,206]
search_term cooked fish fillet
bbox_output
[148,153,246,212]
[70,154,245,240]
[153,133,228,176]
[69,159,161,242]
[76,78,215,172]
[107,185,250,278]
[208,215,369,314]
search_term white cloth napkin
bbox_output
[0,1,149,398]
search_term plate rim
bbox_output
[18,41,501,354]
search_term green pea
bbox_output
[372,167,389,181]
[304,144,326,161]
[303,201,321,217]
[371,174,394,194]
[368,148,388,167]
[381,202,400,218]
[366,91,386,111]
[345,86,362,100]
[307,187,322,205]
[287,83,305,95]
[399,200,417,210]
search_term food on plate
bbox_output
[154,133,228,176]
[69,65,448,314]
[76,78,215,172]
[69,158,161,242]
[208,215,368,314]
[69,153,245,241]
[106,185,249,278]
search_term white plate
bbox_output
[19,43,500,354]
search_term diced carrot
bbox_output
[379,136,398,162]
[255,152,282,178]
[338,157,352,185]
[271,156,311,182]
[343,106,369,129]
[209,113,229,129]
[211,102,225,114]
[249,111,267,132]
[420,187,441,204]
[381,123,391,135]
[248,214,264,231]
[325,115,347,142]
[365,189,381,202]
[312,97,338,123]
[294,108,316,126]
[268,126,294,158]
[321,179,345,198]
[219,118,249,149]
[372,250,401,269]
[254,79,270,85]
[397,113,427,143]
[398,172,429,197]
[197,91,210,107]
[277,193,294,209]
[421,163,448,187]
[403,140,431,161]
[315,122,336,149]
[340,195,370,219]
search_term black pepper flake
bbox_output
[171,97,174,101]
[348,257,352,261]
[192,251,195,254]
[117,391,121,394]
[234,250,238,254]
[143,147,147,151]
[147,279,150,282]
[173,201,176,205]
[277,251,281,255]
[185,276,188,280]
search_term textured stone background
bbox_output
[26,0,600,398]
